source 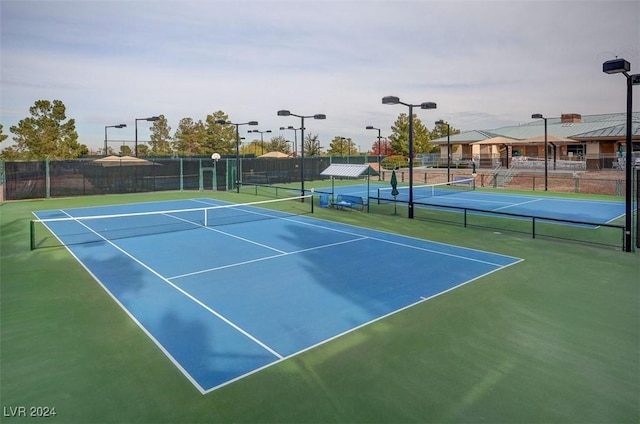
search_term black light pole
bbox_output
[134,116,160,157]
[435,120,451,182]
[248,129,272,155]
[280,126,299,156]
[366,126,382,180]
[603,58,639,252]
[339,137,348,156]
[277,110,326,198]
[104,124,126,156]
[382,96,436,219]
[216,119,259,193]
[531,114,548,191]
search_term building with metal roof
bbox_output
[431,112,640,170]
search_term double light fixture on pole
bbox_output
[280,126,299,156]
[531,114,549,191]
[603,58,639,252]
[215,119,259,193]
[339,137,349,156]
[365,125,383,180]
[104,124,126,156]
[248,129,272,155]
[134,116,160,157]
[382,96,437,219]
[277,110,326,198]
[434,120,452,183]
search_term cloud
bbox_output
[1,0,639,151]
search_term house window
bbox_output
[567,144,584,158]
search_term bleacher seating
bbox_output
[331,194,365,211]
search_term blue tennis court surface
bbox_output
[321,183,625,224]
[34,198,522,393]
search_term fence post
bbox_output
[532,217,536,239]
[636,168,639,248]
[181,158,185,191]
[45,158,50,199]
[0,159,4,202]
[30,220,39,250]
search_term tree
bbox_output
[0,146,20,160]
[266,135,291,154]
[119,145,133,156]
[370,138,394,156]
[431,120,461,154]
[0,124,16,159]
[173,118,206,156]
[137,144,150,156]
[303,133,321,156]
[327,136,356,156]
[247,134,271,155]
[147,115,172,156]
[388,113,434,157]
[0,124,7,144]
[240,141,261,156]
[203,111,237,155]
[9,99,86,159]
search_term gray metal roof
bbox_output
[431,130,498,144]
[570,123,640,139]
[320,164,375,178]
[491,121,627,139]
[431,112,640,144]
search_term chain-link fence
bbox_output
[1,156,370,200]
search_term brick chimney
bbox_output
[561,113,582,123]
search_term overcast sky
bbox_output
[1,0,639,152]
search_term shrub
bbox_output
[381,155,407,170]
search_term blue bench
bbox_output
[332,194,365,211]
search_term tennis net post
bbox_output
[377,177,475,202]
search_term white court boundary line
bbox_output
[37,209,285,394]
[34,198,524,394]
[167,203,510,280]
[168,237,367,280]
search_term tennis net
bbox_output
[377,178,475,202]
[30,195,313,249]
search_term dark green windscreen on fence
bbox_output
[3,156,348,200]
[3,158,230,200]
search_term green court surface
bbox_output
[1,191,638,423]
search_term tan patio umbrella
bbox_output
[257,151,290,158]
[93,155,160,166]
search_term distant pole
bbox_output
[215,119,259,193]
[366,125,382,180]
[531,114,548,191]
[382,96,437,219]
[134,116,160,157]
[104,124,126,156]
[278,110,326,199]
[602,57,638,252]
